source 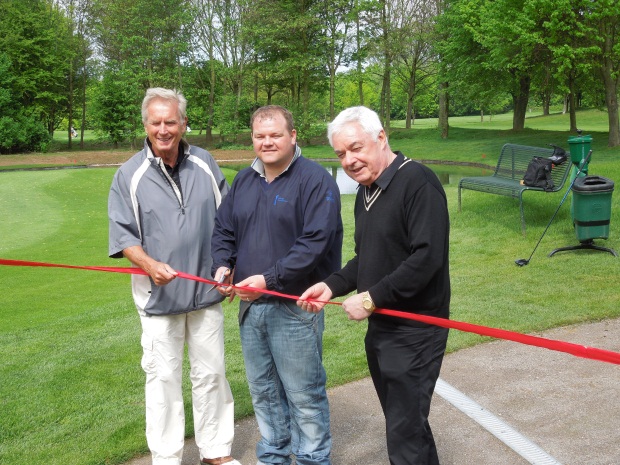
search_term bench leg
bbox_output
[520,198,526,236]
[458,186,462,212]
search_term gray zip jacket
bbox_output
[108,139,229,316]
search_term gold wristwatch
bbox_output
[362,291,376,312]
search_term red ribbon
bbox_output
[2,258,620,366]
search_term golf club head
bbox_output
[515,258,529,267]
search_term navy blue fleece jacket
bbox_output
[211,154,343,306]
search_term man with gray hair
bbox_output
[299,106,450,465]
[108,88,240,465]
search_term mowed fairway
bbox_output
[1,168,146,463]
[0,167,366,464]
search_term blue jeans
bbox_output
[240,300,331,465]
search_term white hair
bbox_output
[327,106,385,147]
[141,88,187,124]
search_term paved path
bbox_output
[124,318,620,465]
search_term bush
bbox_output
[0,114,51,154]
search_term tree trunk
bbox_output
[438,81,449,139]
[600,33,620,147]
[356,4,364,105]
[542,95,550,116]
[562,95,568,114]
[380,0,390,133]
[80,67,86,149]
[565,70,577,132]
[382,65,391,133]
[206,44,215,145]
[302,68,311,144]
[405,69,416,129]
[254,66,259,103]
[568,92,577,133]
[512,75,530,131]
[329,69,336,119]
[601,77,620,147]
[68,63,74,149]
[235,68,244,124]
[602,79,620,147]
[406,98,413,129]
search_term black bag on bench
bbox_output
[523,157,554,191]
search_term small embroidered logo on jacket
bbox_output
[273,194,288,206]
[325,190,335,203]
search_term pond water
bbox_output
[323,163,492,195]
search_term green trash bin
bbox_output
[568,133,593,171]
[572,175,614,242]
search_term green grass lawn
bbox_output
[1,109,619,464]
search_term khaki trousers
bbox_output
[140,305,235,465]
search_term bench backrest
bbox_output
[494,143,568,186]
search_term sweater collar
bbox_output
[374,151,407,190]
[251,144,302,180]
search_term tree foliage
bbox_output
[86,0,193,143]
[91,67,144,148]
[0,0,72,152]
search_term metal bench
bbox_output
[458,143,572,235]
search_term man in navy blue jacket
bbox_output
[211,105,343,465]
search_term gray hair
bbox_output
[141,88,187,124]
[327,106,385,146]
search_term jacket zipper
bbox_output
[157,158,185,214]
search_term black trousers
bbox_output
[365,318,449,465]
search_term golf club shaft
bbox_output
[525,150,593,261]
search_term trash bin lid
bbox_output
[572,175,614,192]
[568,134,593,144]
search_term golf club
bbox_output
[515,149,592,266]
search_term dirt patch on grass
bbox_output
[0,149,255,168]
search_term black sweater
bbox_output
[324,152,450,323]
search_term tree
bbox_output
[390,0,439,128]
[91,0,191,88]
[378,0,394,131]
[357,0,396,130]
[0,0,71,152]
[333,67,381,111]
[58,0,95,149]
[91,67,143,148]
[476,0,554,130]
[316,0,356,119]
[589,0,620,147]
[190,0,253,141]
[533,0,595,132]
[432,0,450,138]
[244,0,328,141]
[0,52,51,153]
[190,0,224,142]
[90,0,192,142]
[437,0,549,131]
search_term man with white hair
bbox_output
[108,88,240,465]
[299,106,450,465]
